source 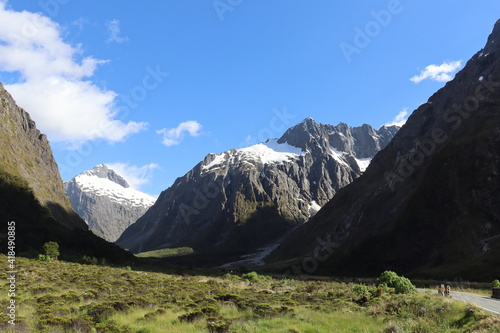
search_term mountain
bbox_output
[0,82,85,230]
[0,83,132,264]
[116,119,399,258]
[65,164,156,242]
[267,19,500,281]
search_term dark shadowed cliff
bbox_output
[267,19,500,281]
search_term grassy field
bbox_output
[1,255,499,332]
[135,248,194,258]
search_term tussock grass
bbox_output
[0,255,498,332]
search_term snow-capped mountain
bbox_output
[268,19,500,280]
[64,164,156,242]
[116,118,399,257]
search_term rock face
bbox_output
[0,82,133,264]
[65,164,156,242]
[0,82,86,229]
[116,119,399,254]
[267,19,500,281]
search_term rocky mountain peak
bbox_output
[277,117,326,151]
[83,164,130,188]
[65,165,155,242]
[278,117,400,159]
[267,19,500,280]
[484,19,500,54]
[117,118,400,257]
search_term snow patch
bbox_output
[308,200,322,216]
[479,76,484,81]
[75,174,156,208]
[355,157,372,172]
[330,148,349,166]
[203,139,304,171]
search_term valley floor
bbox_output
[1,255,499,332]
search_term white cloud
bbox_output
[106,19,128,44]
[385,108,409,127]
[0,3,146,147]
[157,121,203,146]
[410,60,462,83]
[106,162,159,190]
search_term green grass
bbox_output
[135,247,194,258]
[1,255,499,332]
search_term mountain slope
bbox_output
[116,119,399,257]
[0,83,132,263]
[267,19,500,281]
[0,82,85,229]
[65,164,156,242]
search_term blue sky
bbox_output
[0,0,499,196]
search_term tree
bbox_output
[492,279,500,289]
[42,241,60,260]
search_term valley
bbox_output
[0,2,499,331]
[1,255,499,332]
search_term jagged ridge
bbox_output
[116,119,399,259]
[65,164,156,242]
[267,19,500,281]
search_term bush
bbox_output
[38,254,53,262]
[42,241,60,260]
[377,271,416,294]
[353,284,369,297]
[241,271,271,283]
[178,310,204,322]
[82,255,98,265]
[393,276,416,294]
[492,279,500,288]
[377,271,399,287]
[222,273,241,281]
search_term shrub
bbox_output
[206,318,232,333]
[215,293,240,302]
[241,271,271,283]
[201,305,219,316]
[492,279,500,288]
[377,271,416,294]
[377,271,399,287]
[82,255,98,265]
[222,273,241,281]
[42,241,60,260]
[38,254,53,262]
[393,276,416,295]
[178,310,204,322]
[253,303,276,317]
[353,284,369,297]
